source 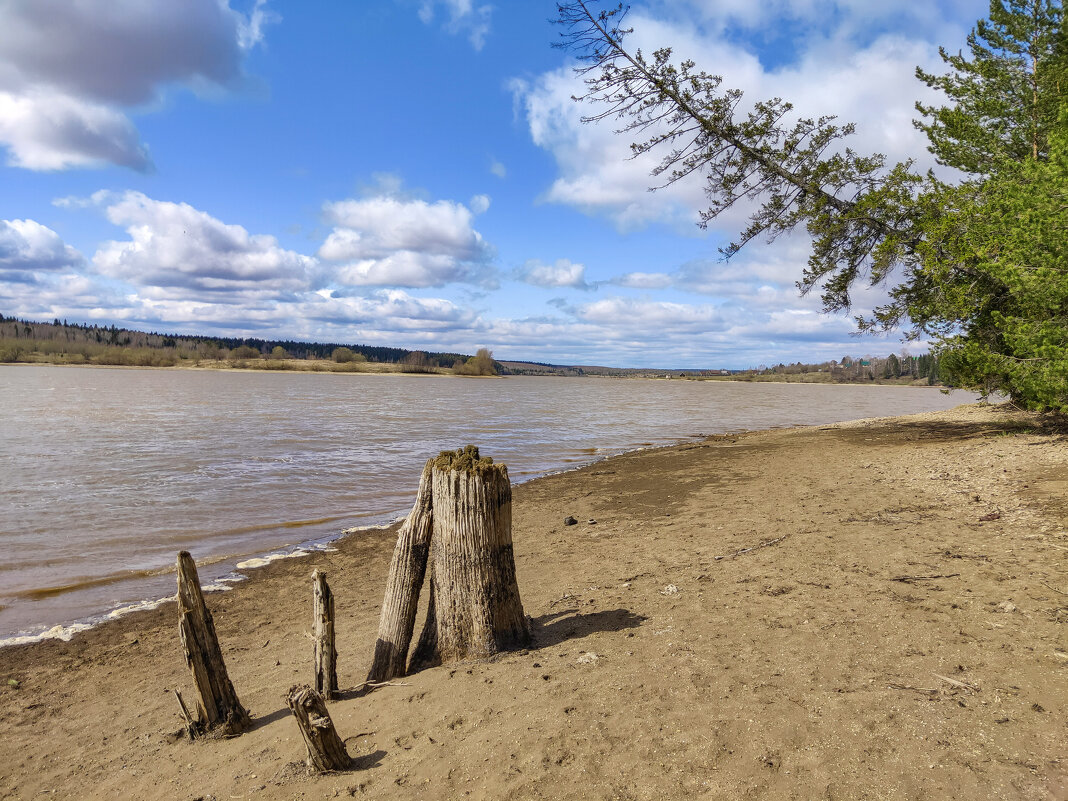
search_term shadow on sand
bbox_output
[530,607,647,649]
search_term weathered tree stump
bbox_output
[410,446,530,670]
[367,459,435,681]
[313,570,338,699]
[176,551,251,736]
[286,685,350,772]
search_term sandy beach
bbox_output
[1,402,1066,800]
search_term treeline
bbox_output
[735,353,942,384]
[0,315,496,375]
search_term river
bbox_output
[0,365,974,643]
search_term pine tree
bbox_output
[554,0,1068,409]
[915,1,1065,172]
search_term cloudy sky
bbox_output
[0,0,983,367]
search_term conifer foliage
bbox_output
[555,0,1068,410]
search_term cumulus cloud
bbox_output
[609,272,674,290]
[418,0,492,50]
[578,296,730,333]
[517,258,590,290]
[318,192,496,288]
[0,218,83,273]
[90,191,315,298]
[0,0,271,170]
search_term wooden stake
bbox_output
[176,551,251,736]
[286,685,350,772]
[312,570,338,700]
[410,446,530,670]
[367,459,435,681]
[172,688,200,740]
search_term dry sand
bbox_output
[1,403,1067,800]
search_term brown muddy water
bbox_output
[0,365,974,643]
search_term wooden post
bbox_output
[176,551,251,736]
[312,570,338,700]
[286,685,350,772]
[410,446,530,671]
[367,459,435,681]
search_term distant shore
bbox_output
[1,359,942,387]
[2,402,1065,799]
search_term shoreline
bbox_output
[0,387,964,649]
[1,360,945,387]
[2,402,1066,798]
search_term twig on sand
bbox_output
[932,673,980,693]
[888,683,938,695]
[348,680,412,693]
[890,573,960,583]
[714,534,790,561]
[1040,580,1068,596]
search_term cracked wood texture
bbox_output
[410,447,530,671]
[286,685,350,772]
[176,551,251,736]
[312,570,338,699]
[366,459,434,681]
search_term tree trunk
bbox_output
[312,570,338,700]
[176,551,251,736]
[366,459,435,681]
[410,446,529,670]
[286,685,350,772]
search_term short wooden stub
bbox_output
[367,459,435,681]
[286,685,350,772]
[411,446,530,670]
[312,570,338,699]
[176,551,251,736]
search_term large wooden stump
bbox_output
[176,551,251,736]
[286,685,350,772]
[312,570,338,700]
[367,459,434,681]
[410,446,530,670]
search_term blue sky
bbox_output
[0,0,983,368]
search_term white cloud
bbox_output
[417,0,492,50]
[490,158,507,179]
[517,258,589,290]
[609,272,674,290]
[319,193,496,288]
[0,90,150,171]
[91,191,315,298]
[0,218,83,273]
[0,0,271,171]
[578,296,730,333]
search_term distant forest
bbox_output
[0,314,941,384]
[0,314,492,374]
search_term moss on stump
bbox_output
[434,445,505,478]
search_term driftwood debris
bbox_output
[890,573,961,584]
[370,446,530,679]
[176,551,251,736]
[367,459,435,682]
[410,446,530,671]
[286,685,350,772]
[713,533,790,561]
[312,570,338,700]
[172,689,199,740]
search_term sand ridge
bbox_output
[1,403,1066,800]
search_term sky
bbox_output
[0,0,986,368]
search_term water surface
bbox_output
[0,365,973,642]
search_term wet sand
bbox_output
[1,403,1066,800]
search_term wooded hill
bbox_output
[0,315,477,372]
[0,314,942,384]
